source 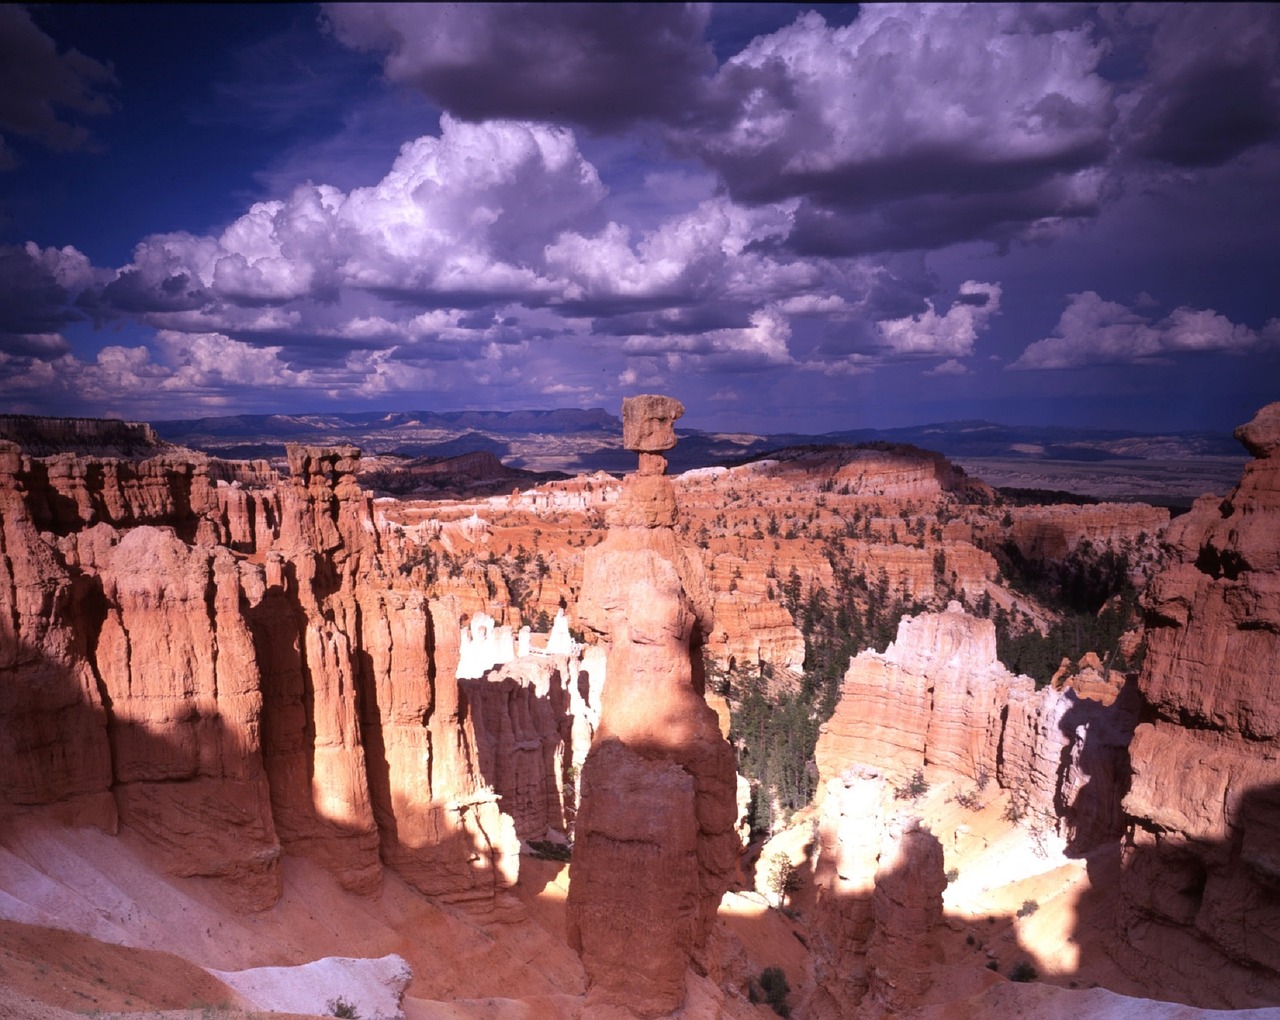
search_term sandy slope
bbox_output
[0,814,789,1019]
[0,810,586,1017]
[2,777,1263,1019]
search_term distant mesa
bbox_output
[0,414,166,458]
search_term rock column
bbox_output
[566,395,740,1017]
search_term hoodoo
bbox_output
[566,395,740,1017]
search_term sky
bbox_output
[1,3,1278,435]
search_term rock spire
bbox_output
[566,396,740,1017]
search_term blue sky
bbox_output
[1,3,1278,434]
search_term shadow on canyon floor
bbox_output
[6,627,1280,1014]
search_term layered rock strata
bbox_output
[1118,401,1280,1006]
[566,396,740,1017]
[814,602,1138,848]
[0,431,519,909]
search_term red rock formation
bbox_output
[77,525,282,910]
[1004,503,1167,562]
[864,821,947,1012]
[814,603,1137,847]
[0,441,116,832]
[566,396,740,1017]
[0,428,520,910]
[1118,402,1280,1007]
[459,656,573,842]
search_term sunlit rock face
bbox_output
[807,601,1139,1012]
[814,601,1137,847]
[1119,401,1280,1007]
[0,428,518,910]
[566,396,740,1018]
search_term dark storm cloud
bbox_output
[1120,4,1280,168]
[103,268,210,314]
[0,242,100,356]
[777,171,1108,257]
[0,245,79,335]
[0,6,117,166]
[323,3,716,132]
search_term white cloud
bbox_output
[620,305,794,370]
[712,8,1107,164]
[681,6,1115,252]
[876,281,1002,358]
[103,116,605,320]
[545,197,796,305]
[0,331,410,415]
[1011,291,1270,370]
[927,359,969,376]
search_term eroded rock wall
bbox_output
[0,434,519,909]
[1117,402,1280,1006]
[813,602,1137,850]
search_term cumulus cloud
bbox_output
[100,116,605,327]
[676,6,1115,254]
[926,359,969,376]
[1010,291,1270,370]
[875,281,1002,359]
[620,305,794,372]
[0,6,117,165]
[0,328,447,416]
[324,3,714,132]
[546,197,798,311]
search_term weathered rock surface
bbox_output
[460,655,577,843]
[864,821,947,1013]
[813,602,1138,849]
[0,427,520,909]
[1118,401,1280,1006]
[566,396,740,1017]
[998,503,1168,567]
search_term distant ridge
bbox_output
[140,407,1249,502]
[151,408,1244,459]
[151,407,616,440]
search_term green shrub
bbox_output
[758,966,791,1017]
[1009,960,1038,982]
[765,853,799,908]
[954,789,984,811]
[526,839,572,862]
[894,769,929,801]
[1016,899,1039,918]
[327,997,360,1019]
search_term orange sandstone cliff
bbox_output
[0,428,518,911]
[1118,401,1280,1006]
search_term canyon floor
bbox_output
[0,775,1222,1019]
